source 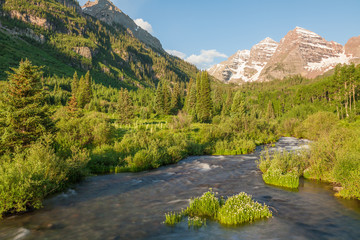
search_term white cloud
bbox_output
[166,49,187,59]
[185,50,227,69]
[134,18,153,34]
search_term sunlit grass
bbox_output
[164,190,272,228]
[186,189,221,218]
[164,212,184,226]
[257,149,307,189]
[217,192,272,225]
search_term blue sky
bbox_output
[79,0,360,69]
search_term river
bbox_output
[1,137,360,240]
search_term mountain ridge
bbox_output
[82,0,163,51]
[209,27,359,84]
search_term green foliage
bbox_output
[186,189,221,218]
[262,169,299,189]
[231,91,245,118]
[0,137,65,218]
[217,192,272,225]
[117,88,134,123]
[165,190,272,228]
[302,123,360,199]
[164,212,185,226]
[258,150,307,189]
[0,59,55,152]
[295,111,339,140]
[196,72,212,122]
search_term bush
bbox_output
[165,190,272,228]
[0,138,66,218]
[186,189,221,218]
[217,192,272,225]
[258,150,307,189]
[295,112,339,140]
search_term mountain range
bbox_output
[208,27,360,84]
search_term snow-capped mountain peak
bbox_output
[209,27,358,84]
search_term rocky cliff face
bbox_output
[82,0,163,51]
[208,38,278,84]
[209,27,358,84]
[345,35,360,64]
[259,27,349,81]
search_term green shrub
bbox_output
[295,112,339,140]
[186,189,221,218]
[165,190,272,228]
[262,169,299,189]
[217,192,272,225]
[0,138,66,218]
[258,150,307,189]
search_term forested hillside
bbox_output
[0,0,198,89]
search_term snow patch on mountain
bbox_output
[305,52,351,72]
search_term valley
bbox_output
[0,0,359,239]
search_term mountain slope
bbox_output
[209,27,358,84]
[0,0,198,89]
[82,0,162,51]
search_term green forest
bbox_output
[0,0,359,220]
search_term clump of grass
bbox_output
[164,190,272,228]
[164,212,184,226]
[257,149,307,189]
[262,169,299,189]
[186,189,221,218]
[188,216,206,228]
[217,192,272,225]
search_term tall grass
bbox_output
[258,150,307,189]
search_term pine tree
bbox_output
[184,78,197,118]
[162,82,171,115]
[117,88,134,123]
[266,100,275,119]
[221,90,232,116]
[67,93,79,117]
[231,91,245,118]
[77,71,93,108]
[195,72,201,120]
[71,71,79,93]
[0,59,54,151]
[197,71,212,122]
[171,82,182,115]
[155,81,164,114]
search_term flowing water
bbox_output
[1,137,360,240]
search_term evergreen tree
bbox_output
[71,71,79,93]
[77,71,93,108]
[197,71,212,123]
[266,100,275,119]
[117,88,134,123]
[162,82,171,115]
[155,81,164,114]
[231,91,245,118]
[171,82,182,115]
[0,59,54,152]
[221,89,232,116]
[184,78,197,118]
[67,93,79,117]
[195,72,201,120]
